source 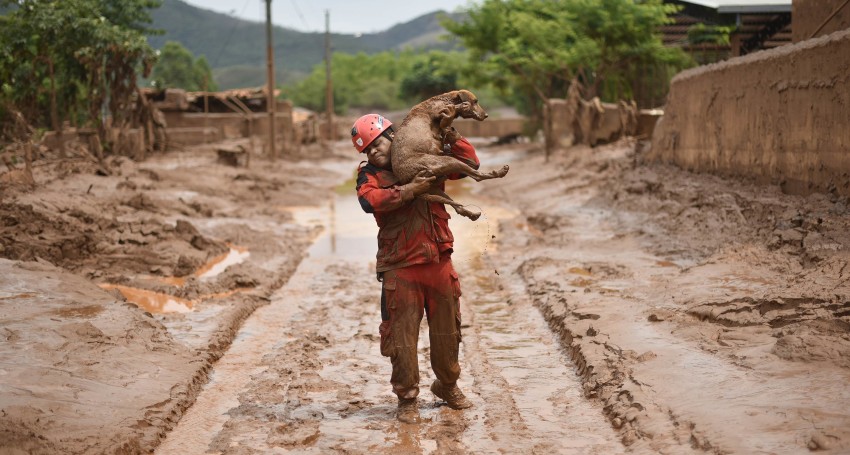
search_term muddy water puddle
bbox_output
[100,284,195,313]
[286,176,379,260]
[196,246,250,279]
[99,245,250,314]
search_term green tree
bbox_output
[150,41,217,91]
[286,51,416,114]
[193,56,216,91]
[399,51,462,102]
[0,0,159,145]
[687,23,732,45]
[285,49,492,115]
[442,0,690,120]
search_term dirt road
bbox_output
[2,138,849,454]
[157,162,625,454]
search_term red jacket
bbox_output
[356,138,480,272]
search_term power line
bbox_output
[290,0,310,29]
[212,0,255,68]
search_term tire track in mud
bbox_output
[449,203,625,454]
[157,173,626,454]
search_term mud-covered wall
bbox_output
[163,105,296,151]
[650,28,850,197]
[794,0,850,42]
[454,118,525,138]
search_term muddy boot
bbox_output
[397,398,421,424]
[430,380,473,410]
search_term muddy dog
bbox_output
[390,90,510,221]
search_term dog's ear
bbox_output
[457,90,475,103]
[445,90,463,104]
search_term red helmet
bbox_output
[351,114,392,153]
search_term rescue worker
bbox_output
[352,113,477,424]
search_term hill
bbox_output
[148,0,464,89]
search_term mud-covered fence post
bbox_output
[543,98,575,157]
[543,102,553,162]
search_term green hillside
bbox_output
[148,0,464,89]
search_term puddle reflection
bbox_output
[286,176,377,261]
[100,284,194,313]
[196,247,250,279]
[102,244,250,314]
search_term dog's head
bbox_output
[451,90,488,121]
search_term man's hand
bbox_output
[442,126,462,146]
[407,171,436,196]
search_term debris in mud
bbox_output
[216,145,248,167]
[773,324,850,367]
[809,430,840,451]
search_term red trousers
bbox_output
[379,254,462,399]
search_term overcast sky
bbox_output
[182,0,476,35]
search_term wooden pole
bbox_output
[324,10,334,142]
[811,0,850,39]
[265,0,277,159]
[203,75,209,145]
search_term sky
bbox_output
[182,0,476,35]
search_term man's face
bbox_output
[363,134,392,169]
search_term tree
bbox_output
[442,0,690,121]
[285,49,487,114]
[399,51,462,102]
[0,0,160,147]
[286,51,415,114]
[150,41,217,91]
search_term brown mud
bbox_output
[486,140,850,453]
[157,168,624,454]
[0,141,349,453]
[2,137,849,454]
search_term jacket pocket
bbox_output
[433,209,454,244]
[449,269,462,299]
[376,223,403,264]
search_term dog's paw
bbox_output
[457,206,481,221]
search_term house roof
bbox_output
[679,0,791,14]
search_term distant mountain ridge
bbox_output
[148,0,465,89]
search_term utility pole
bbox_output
[265,0,277,159]
[324,10,334,142]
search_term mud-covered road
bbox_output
[2,138,849,454]
[156,159,625,454]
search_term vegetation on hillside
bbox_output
[147,0,463,89]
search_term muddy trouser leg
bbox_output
[425,256,462,387]
[380,268,425,400]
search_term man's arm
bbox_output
[356,169,435,214]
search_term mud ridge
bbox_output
[147,296,270,451]
[517,259,720,453]
[687,296,832,328]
